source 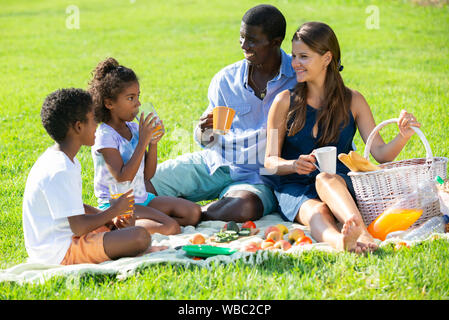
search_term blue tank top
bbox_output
[279,89,356,185]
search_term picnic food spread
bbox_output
[184,221,313,259]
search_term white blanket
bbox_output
[1,213,444,285]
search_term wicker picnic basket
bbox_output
[348,119,448,228]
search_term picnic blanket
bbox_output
[1,213,445,285]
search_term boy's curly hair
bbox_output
[40,88,93,143]
[87,57,138,123]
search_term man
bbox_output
[147,4,297,222]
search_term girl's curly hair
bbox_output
[87,57,138,123]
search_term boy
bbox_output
[22,88,160,265]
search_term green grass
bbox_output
[1,0,449,299]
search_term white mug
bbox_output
[313,146,337,174]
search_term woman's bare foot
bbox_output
[357,231,379,252]
[337,216,363,253]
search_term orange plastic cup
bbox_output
[367,207,423,241]
[213,106,235,135]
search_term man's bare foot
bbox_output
[337,216,363,253]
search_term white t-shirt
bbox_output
[22,148,85,265]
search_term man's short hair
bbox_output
[40,88,93,143]
[242,4,286,42]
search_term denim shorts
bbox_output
[98,192,156,210]
[275,173,356,222]
[150,152,276,216]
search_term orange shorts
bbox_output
[61,225,111,265]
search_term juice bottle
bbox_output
[367,207,423,241]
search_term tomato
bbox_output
[295,236,313,246]
[241,221,256,229]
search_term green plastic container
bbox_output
[182,245,237,258]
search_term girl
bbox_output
[264,22,421,253]
[89,57,202,235]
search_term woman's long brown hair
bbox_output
[287,22,352,147]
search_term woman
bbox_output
[264,22,420,253]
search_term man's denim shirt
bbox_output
[195,49,297,185]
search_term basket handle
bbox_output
[363,118,433,160]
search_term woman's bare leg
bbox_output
[315,172,378,251]
[297,199,363,253]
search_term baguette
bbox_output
[337,153,359,172]
[348,151,380,172]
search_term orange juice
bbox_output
[213,106,235,134]
[110,193,133,219]
[367,208,423,241]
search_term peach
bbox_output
[261,239,275,249]
[276,224,289,235]
[190,233,206,245]
[264,226,281,239]
[288,228,305,243]
[266,230,282,242]
[274,240,292,251]
[295,236,313,246]
[242,241,262,252]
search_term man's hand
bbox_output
[196,111,216,146]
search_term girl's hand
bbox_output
[397,109,421,139]
[139,112,158,145]
[150,119,165,145]
[292,154,317,175]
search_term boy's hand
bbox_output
[112,213,136,229]
[110,189,135,216]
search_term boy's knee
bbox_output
[134,226,151,251]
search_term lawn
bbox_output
[1,0,448,300]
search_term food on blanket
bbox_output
[337,153,359,172]
[214,230,239,242]
[273,240,292,251]
[295,236,313,246]
[242,241,262,252]
[190,233,206,245]
[261,239,275,249]
[266,230,282,242]
[224,221,240,233]
[367,207,423,241]
[238,228,251,236]
[264,226,281,239]
[242,220,257,229]
[275,224,289,235]
[213,221,259,243]
[287,228,305,243]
